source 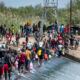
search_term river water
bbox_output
[12,57,80,80]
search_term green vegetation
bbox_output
[0,3,44,32]
[58,0,80,26]
[0,0,80,32]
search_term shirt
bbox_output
[27,43,32,50]
[25,50,31,60]
[39,41,43,47]
[58,45,63,51]
[19,53,26,62]
[60,26,64,33]
[11,27,14,33]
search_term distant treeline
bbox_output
[0,0,80,32]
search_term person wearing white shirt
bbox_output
[58,43,64,56]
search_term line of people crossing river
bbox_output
[0,21,79,80]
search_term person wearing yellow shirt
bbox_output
[25,47,31,70]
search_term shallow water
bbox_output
[12,58,80,80]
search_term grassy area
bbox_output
[0,12,42,33]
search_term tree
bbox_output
[0,2,5,11]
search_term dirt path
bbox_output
[69,46,80,59]
[1,35,80,59]
[0,36,36,51]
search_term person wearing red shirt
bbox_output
[64,28,67,33]
[6,32,11,45]
[18,50,26,73]
[51,39,56,48]
[67,24,70,34]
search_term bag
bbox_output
[37,49,42,56]
[35,54,38,59]
[29,62,33,70]
[48,55,52,59]
[44,54,48,60]
[62,51,65,55]
[14,61,18,68]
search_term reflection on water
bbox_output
[12,58,80,80]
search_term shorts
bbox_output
[39,55,44,60]
[58,51,62,55]
[18,62,25,69]
[4,64,9,70]
[0,66,4,75]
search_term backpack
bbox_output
[14,61,18,68]
[37,49,42,56]
[48,55,52,59]
[35,54,38,59]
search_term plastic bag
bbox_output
[29,62,33,70]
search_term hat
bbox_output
[27,21,32,25]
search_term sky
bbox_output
[0,0,70,8]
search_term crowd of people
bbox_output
[0,21,79,80]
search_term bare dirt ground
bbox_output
[0,35,80,59]
[69,36,80,59]
[0,36,36,51]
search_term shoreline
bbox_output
[63,36,80,63]
[63,53,80,63]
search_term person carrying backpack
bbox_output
[4,49,14,80]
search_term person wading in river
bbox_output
[0,49,5,80]
[4,48,13,80]
[25,47,31,71]
[18,50,26,73]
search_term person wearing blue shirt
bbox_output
[60,24,64,33]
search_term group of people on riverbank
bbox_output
[0,21,79,80]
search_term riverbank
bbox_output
[1,35,80,63]
[63,53,80,63]
[63,36,80,63]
